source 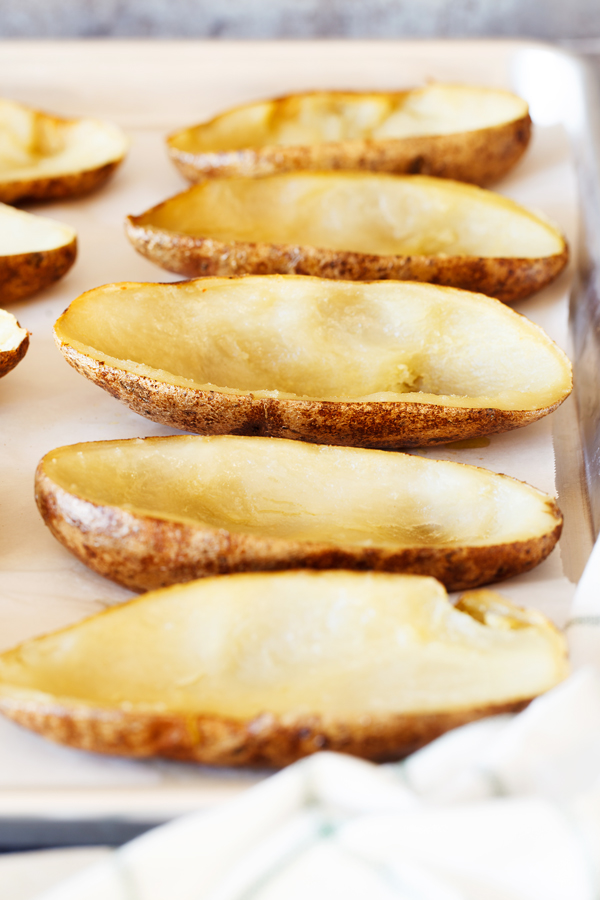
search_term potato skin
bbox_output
[0,238,77,303]
[0,693,532,766]
[57,342,568,450]
[0,161,122,206]
[125,220,568,304]
[0,101,127,203]
[169,116,532,189]
[0,328,28,378]
[35,463,563,594]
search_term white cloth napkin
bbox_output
[32,542,600,900]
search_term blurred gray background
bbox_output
[0,0,598,42]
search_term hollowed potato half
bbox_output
[35,435,563,592]
[0,571,568,765]
[0,309,28,377]
[167,84,531,186]
[0,203,76,302]
[0,98,128,204]
[53,276,572,447]
[126,173,567,303]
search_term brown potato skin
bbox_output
[35,464,563,594]
[0,238,76,303]
[0,329,28,378]
[56,342,569,449]
[0,694,532,766]
[168,116,532,188]
[125,220,568,304]
[0,161,123,205]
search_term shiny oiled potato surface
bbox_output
[0,571,567,718]
[171,85,529,151]
[140,174,564,259]
[43,436,561,548]
[55,276,571,409]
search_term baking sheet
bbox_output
[0,40,593,830]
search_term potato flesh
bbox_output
[0,309,26,351]
[0,99,126,182]
[0,203,75,254]
[0,572,567,718]
[45,436,559,548]
[173,86,528,152]
[141,174,564,259]
[56,277,571,410]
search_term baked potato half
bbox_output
[167,84,531,187]
[0,571,567,765]
[126,174,567,302]
[0,203,76,302]
[0,98,128,203]
[53,276,572,447]
[35,435,563,592]
[0,309,28,377]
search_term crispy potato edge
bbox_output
[0,238,77,303]
[0,160,123,205]
[125,220,568,304]
[56,342,570,448]
[0,694,533,766]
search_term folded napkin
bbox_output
[35,543,600,900]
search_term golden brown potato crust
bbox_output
[0,329,28,377]
[0,238,77,303]
[35,466,563,593]
[169,116,532,189]
[125,220,567,304]
[57,343,567,449]
[0,161,122,205]
[0,694,532,766]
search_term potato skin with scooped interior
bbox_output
[0,571,568,765]
[0,98,128,204]
[167,85,532,187]
[53,276,573,448]
[34,435,563,593]
[0,203,77,302]
[125,173,568,303]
